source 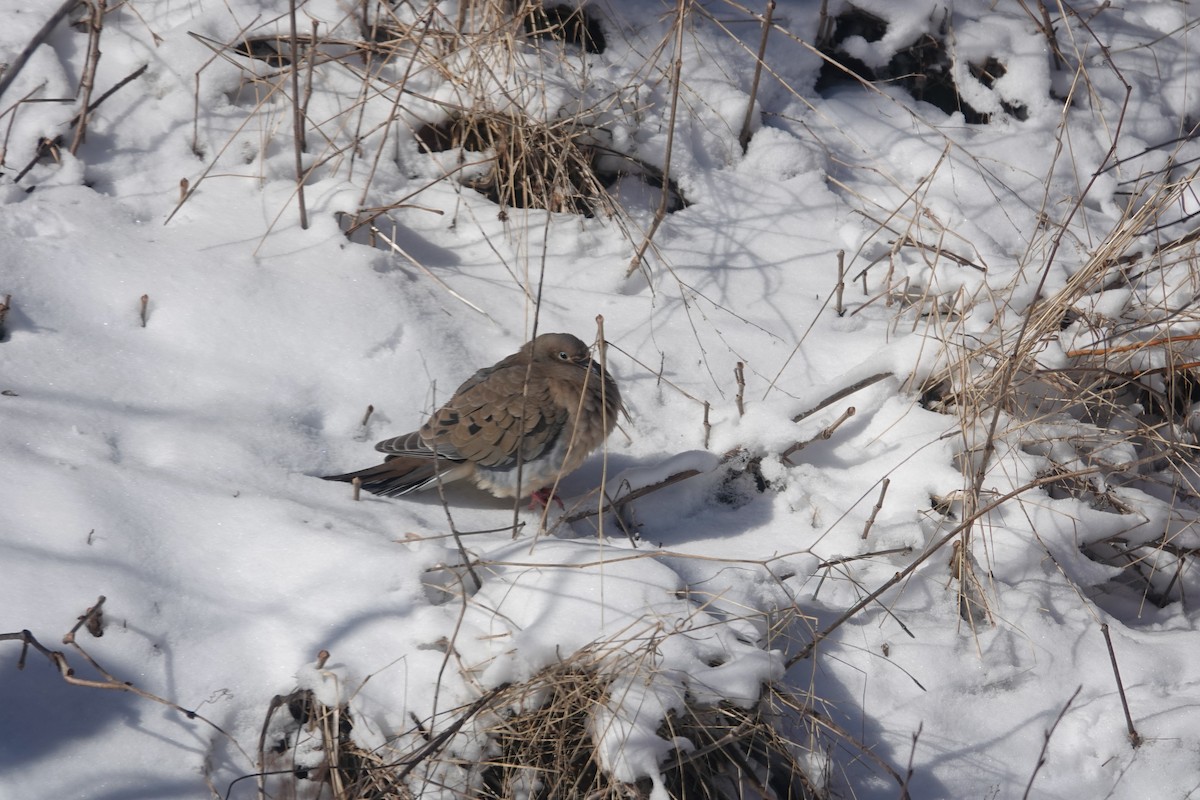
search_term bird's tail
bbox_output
[322,456,469,497]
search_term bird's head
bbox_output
[529,332,592,366]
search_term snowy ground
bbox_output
[3,0,1200,798]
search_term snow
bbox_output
[3,0,1200,798]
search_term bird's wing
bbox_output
[420,363,569,469]
[374,430,461,460]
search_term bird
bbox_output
[323,332,622,505]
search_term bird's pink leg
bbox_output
[530,487,564,509]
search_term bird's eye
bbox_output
[558,351,570,360]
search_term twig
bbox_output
[861,477,890,539]
[734,361,746,416]
[1100,623,1142,748]
[288,0,309,229]
[427,448,483,591]
[71,0,107,155]
[893,235,985,272]
[703,401,711,449]
[835,249,846,316]
[0,294,11,338]
[793,372,891,423]
[1066,332,1200,358]
[594,314,613,537]
[782,406,855,461]
[67,63,148,129]
[139,294,149,327]
[900,722,921,800]
[627,0,687,277]
[370,225,490,317]
[13,136,63,183]
[601,487,640,547]
[511,228,550,539]
[0,0,79,103]
[804,707,909,788]
[737,0,774,153]
[1,606,250,761]
[816,0,833,45]
[1021,686,1082,800]
[255,694,281,798]
[1014,0,1064,70]
[360,404,374,427]
[561,469,702,525]
[63,596,106,644]
[394,684,508,780]
[302,19,318,144]
[818,546,912,569]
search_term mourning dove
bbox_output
[324,332,622,503]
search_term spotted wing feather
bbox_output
[420,364,567,469]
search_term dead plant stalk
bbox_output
[71,0,107,155]
[737,0,775,153]
[0,0,78,103]
[627,0,688,277]
[288,0,309,229]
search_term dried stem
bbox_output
[703,400,711,449]
[139,294,149,327]
[0,294,11,337]
[627,0,687,277]
[1100,623,1142,748]
[14,137,63,184]
[734,361,746,416]
[1021,686,1082,800]
[63,596,106,644]
[793,371,890,423]
[594,313,613,535]
[289,0,309,229]
[835,248,846,316]
[782,406,855,461]
[71,0,107,155]
[900,722,921,800]
[818,545,912,568]
[861,477,890,539]
[560,468,703,525]
[1066,332,1200,358]
[737,0,774,153]
[67,63,148,129]
[1,603,251,763]
[0,0,78,102]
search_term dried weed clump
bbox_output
[259,643,829,800]
[172,0,694,256]
[814,2,1200,625]
[893,128,1200,620]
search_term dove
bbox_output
[324,332,622,504]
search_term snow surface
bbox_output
[2,0,1200,798]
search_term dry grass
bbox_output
[259,641,831,800]
[176,0,688,252]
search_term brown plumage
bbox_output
[323,332,622,500]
